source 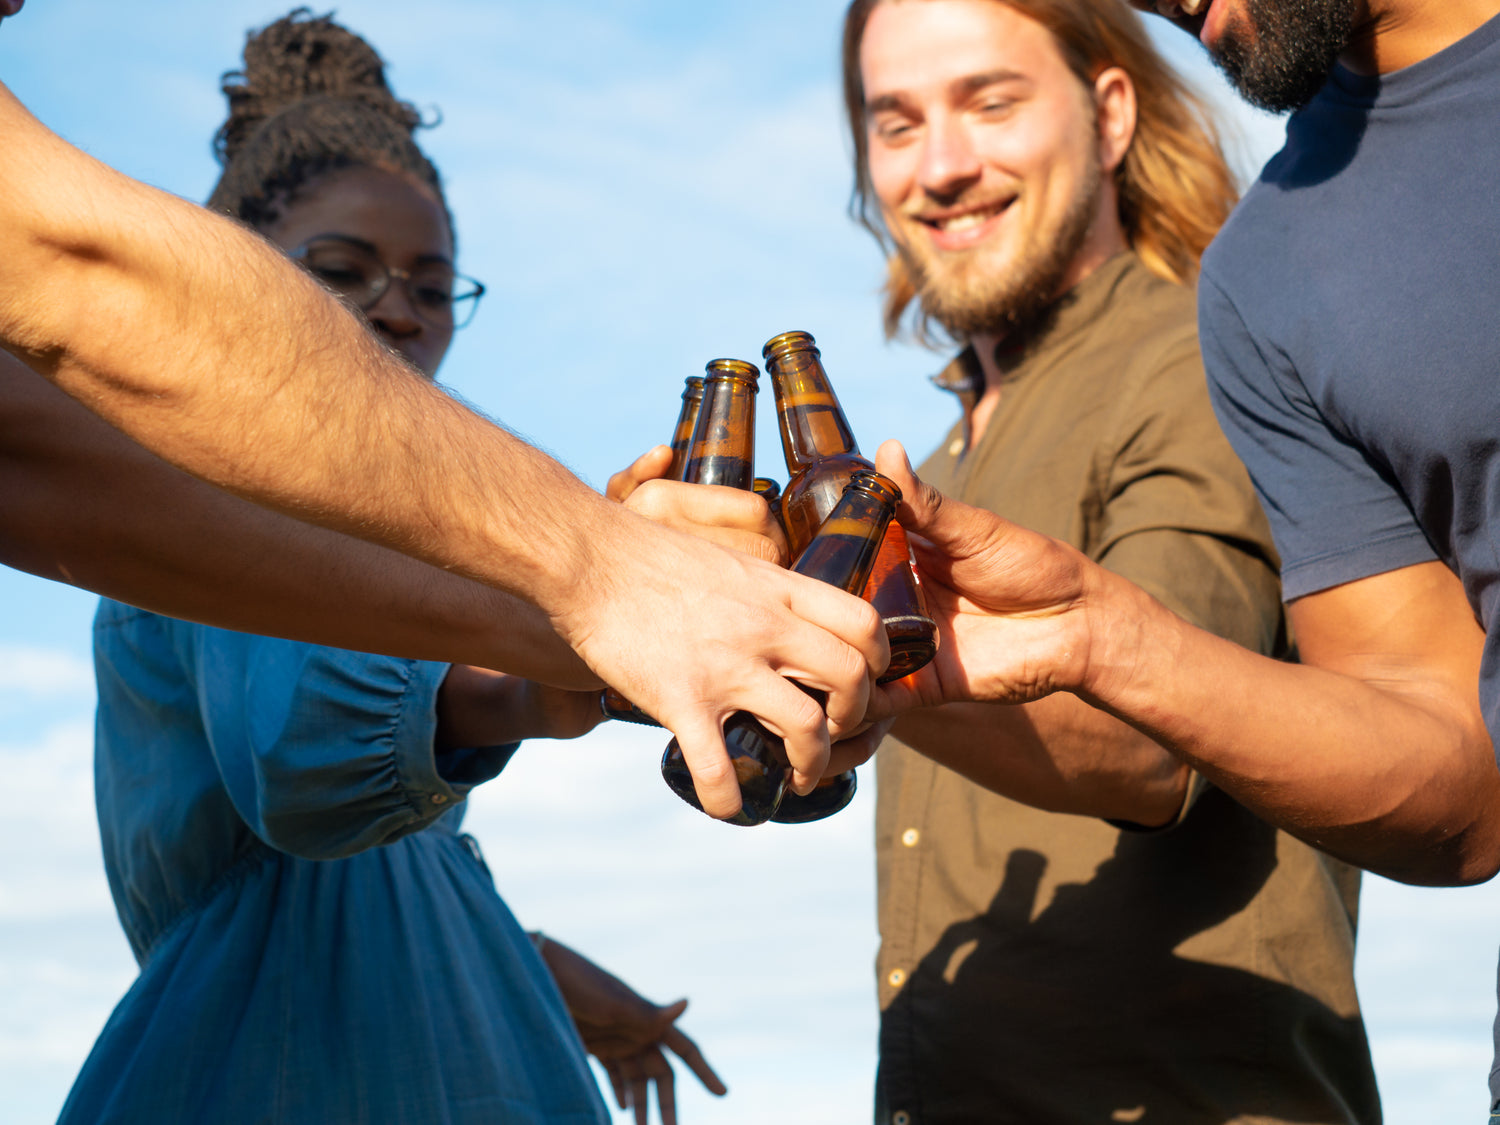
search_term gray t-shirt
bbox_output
[1197,13,1500,1106]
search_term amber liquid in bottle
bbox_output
[666,375,706,482]
[605,362,758,728]
[764,330,937,683]
[661,471,901,826]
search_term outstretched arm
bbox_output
[874,440,1500,886]
[0,352,595,687]
[0,84,888,814]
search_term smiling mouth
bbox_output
[916,199,1014,235]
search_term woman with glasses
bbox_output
[60,12,722,1125]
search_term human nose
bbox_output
[365,278,424,342]
[916,111,982,201]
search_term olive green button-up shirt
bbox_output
[874,254,1379,1125]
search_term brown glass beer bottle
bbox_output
[661,470,902,825]
[666,374,706,481]
[602,360,759,727]
[763,330,937,682]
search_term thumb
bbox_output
[606,444,674,503]
[876,439,947,541]
[650,997,689,1032]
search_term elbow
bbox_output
[1362,813,1500,888]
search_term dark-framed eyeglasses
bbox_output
[290,235,486,330]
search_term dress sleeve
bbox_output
[1198,270,1437,600]
[178,623,517,859]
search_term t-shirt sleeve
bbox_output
[1198,271,1438,600]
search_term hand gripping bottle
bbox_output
[602,361,757,726]
[661,470,904,825]
[762,331,937,822]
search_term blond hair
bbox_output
[841,0,1239,339]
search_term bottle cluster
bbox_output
[602,332,938,825]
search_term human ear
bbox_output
[1093,66,1137,174]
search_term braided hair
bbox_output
[206,8,452,240]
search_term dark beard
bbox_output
[1214,0,1357,113]
[905,159,1100,341]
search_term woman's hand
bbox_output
[536,934,728,1125]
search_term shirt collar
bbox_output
[929,250,1141,409]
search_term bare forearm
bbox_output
[0,355,594,686]
[894,695,1189,826]
[1080,571,1500,885]
[0,83,612,619]
[436,665,603,748]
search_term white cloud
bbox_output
[0,645,95,700]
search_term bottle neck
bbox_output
[683,373,756,489]
[668,378,705,482]
[768,352,859,471]
[790,474,896,593]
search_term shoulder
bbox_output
[1096,260,1206,407]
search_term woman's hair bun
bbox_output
[214,7,420,166]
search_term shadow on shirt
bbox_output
[881,788,1381,1125]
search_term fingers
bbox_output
[824,715,896,774]
[718,669,833,796]
[670,710,746,820]
[607,1063,628,1112]
[772,568,887,736]
[654,1060,677,1125]
[662,1022,728,1097]
[607,445,675,503]
[625,480,789,566]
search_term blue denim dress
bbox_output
[60,600,608,1125]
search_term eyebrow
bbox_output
[865,69,1030,116]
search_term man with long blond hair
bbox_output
[841,1,1379,1120]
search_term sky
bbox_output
[1,1,1497,1123]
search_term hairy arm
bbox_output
[0,85,886,816]
[877,441,1500,885]
[0,352,595,686]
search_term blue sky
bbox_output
[1,2,1496,1123]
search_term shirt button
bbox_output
[430,793,448,805]
[947,437,964,457]
[901,828,920,847]
[887,967,907,988]
[893,1112,912,1125]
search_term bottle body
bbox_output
[766,331,937,684]
[662,471,900,825]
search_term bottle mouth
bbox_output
[850,469,902,506]
[762,330,819,362]
[704,358,760,386]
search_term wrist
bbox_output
[1072,566,1183,716]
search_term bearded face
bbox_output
[861,0,1115,341]
[1212,0,1358,112]
[893,152,1102,338]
